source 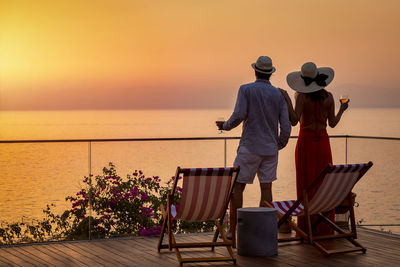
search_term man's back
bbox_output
[224,79,291,156]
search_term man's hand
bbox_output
[216,121,225,130]
[279,88,290,102]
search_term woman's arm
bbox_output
[280,89,302,126]
[328,93,349,128]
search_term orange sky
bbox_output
[1,0,399,110]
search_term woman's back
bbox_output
[297,90,334,131]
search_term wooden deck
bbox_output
[0,228,399,266]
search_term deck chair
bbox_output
[157,166,240,265]
[265,162,373,256]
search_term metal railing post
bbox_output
[224,138,227,168]
[345,135,348,164]
[88,141,92,240]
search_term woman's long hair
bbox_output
[306,89,329,103]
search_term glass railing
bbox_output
[0,135,399,243]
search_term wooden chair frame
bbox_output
[157,166,240,265]
[266,161,373,256]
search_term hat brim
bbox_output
[251,63,276,74]
[286,67,334,93]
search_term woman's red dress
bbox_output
[295,126,335,235]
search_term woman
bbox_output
[280,62,348,235]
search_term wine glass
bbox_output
[216,117,225,134]
[340,94,350,104]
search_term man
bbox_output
[216,56,291,238]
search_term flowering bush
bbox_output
[0,163,216,245]
[61,163,165,239]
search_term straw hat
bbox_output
[286,62,334,93]
[251,56,276,74]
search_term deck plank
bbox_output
[0,247,35,266]
[61,242,107,266]
[48,242,102,266]
[61,241,123,266]
[2,246,49,266]
[91,239,149,266]
[33,243,85,266]
[18,245,66,266]
[0,255,11,267]
[122,238,178,266]
[156,234,221,266]
[104,239,165,266]
[0,229,399,267]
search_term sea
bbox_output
[0,108,399,234]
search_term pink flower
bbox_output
[112,189,120,195]
[141,207,154,217]
[141,192,149,201]
[72,199,84,208]
[139,226,162,236]
[139,228,150,236]
[130,186,138,197]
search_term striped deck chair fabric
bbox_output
[158,166,240,265]
[175,168,234,222]
[266,162,373,256]
[271,163,369,217]
[270,200,305,217]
